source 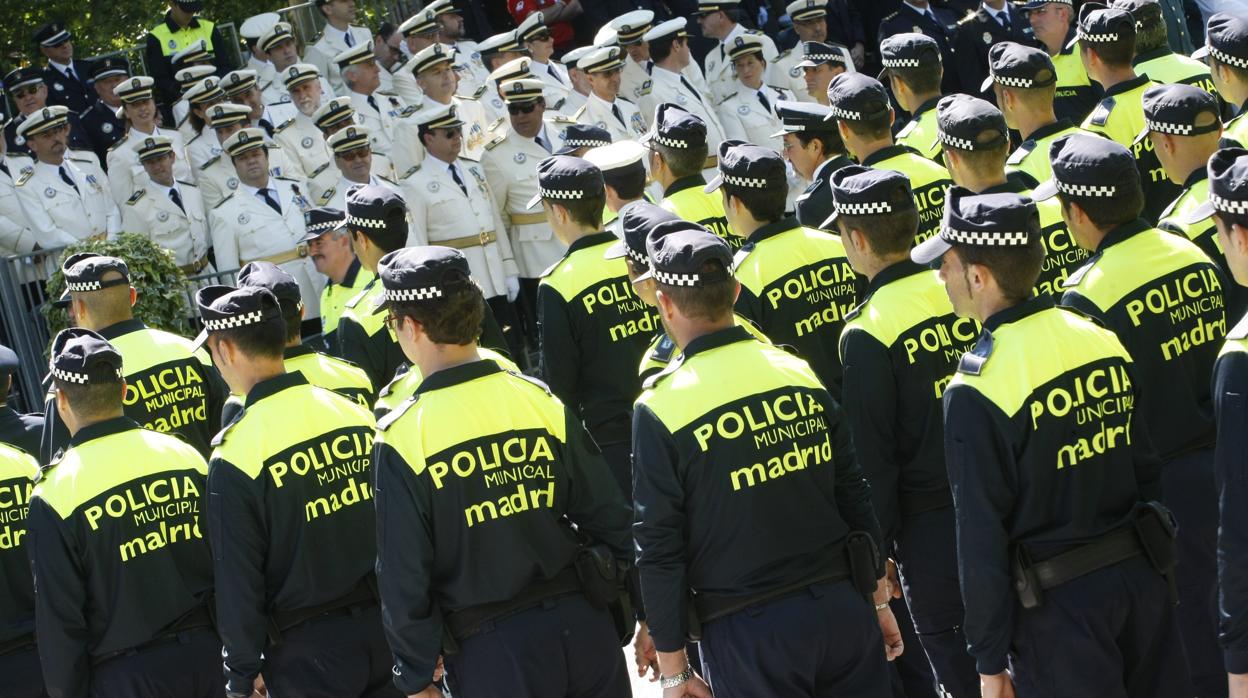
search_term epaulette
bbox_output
[488,116,505,132]
[484,134,506,151]
[126,189,146,206]
[638,79,652,96]
[399,105,419,118]
[472,84,489,99]
[896,119,919,138]
[572,104,587,120]
[1229,309,1248,341]
[773,49,791,62]
[717,92,738,106]
[1062,254,1099,289]
[377,394,420,431]
[730,242,756,271]
[648,334,678,365]
[746,28,763,35]
[273,117,296,133]
[1156,196,1182,223]
[211,405,247,446]
[1006,141,1033,165]
[202,154,221,170]
[68,151,95,165]
[549,114,577,124]
[539,256,565,279]
[318,187,336,205]
[642,351,685,390]
[275,175,300,183]
[502,368,552,395]
[883,11,899,20]
[14,166,33,187]
[400,164,422,180]
[551,98,567,111]
[310,161,332,178]
[957,11,980,26]
[618,95,635,105]
[1088,98,1114,127]
[377,363,411,399]
[844,297,869,322]
[956,331,993,375]
[378,174,397,186]
[107,135,130,152]
[213,192,236,209]
[177,179,198,188]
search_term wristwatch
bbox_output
[660,666,695,689]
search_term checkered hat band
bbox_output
[1209,44,1248,70]
[651,134,688,148]
[1145,118,1193,136]
[204,310,266,331]
[804,53,843,63]
[385,287,443,302]
[723,173,768,188]
[1055,179,1116,197]
[835,200,892,215]
[51,366,120,384]
[66,280,103,292]
[347,214,388,229]
[937,130,976,150]
[540,187,583,200]
[306,220,342,234]
[940,226,1029,246]
[991,73,1034,88]
[626,246,649,266]
[564,139,611,148]
[881,57,921,68]
[1077,30,1119,43]
[652,269,702,286]
[1212,193,1248,215]
[829,105,863,121]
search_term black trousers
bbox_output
[0,645,44,698]
[445,594,629,698]
[486,295,526,369]
[90,626,222,698]
[698,579,891,698]
[264,604,401,698]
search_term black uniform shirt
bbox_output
[0,406,43,458]
[373,359,632,694]
[206,373,378,695]
[632,326,882,652]
[28,417,214,697]
[733,216,858,399]
[0,443,38,645]
[1061,219,1227,458]
[943,295,1158,675]
[78,99,126,166]
[953,4,1038,104]
[538,231,658,445]
[42,60,98,114]
[879,3,961,92]
[1215,312,1248,674]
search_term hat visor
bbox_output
[1192,45,1210,61]
[876,67,890,81]
[1186,200,1216,226]
[795,58,818,69]
[525,192,544,210]
[298,228,330,244]
[555,145,580,155]
[633,268,654,283]
[604,240,628,259]
[176,0,204,10]
[1065,35,1079,51]
[980,75,995,93]
[822,110,837,122]
[189,329,209,353]
[52,289,71,309]
[818,210,839,231]
[371,293,390,313]
[1032,179,1059,201]
[703,173,724,194]
[910,234,953,266]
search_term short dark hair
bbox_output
[654,141,708,178]
[723,182,785,223]
[794,130,845,157]
[658,260,737,321]
[351,208,409,253]
[55,371,123,419]
[1212,55,1248,83]
[1057,188,1144,228]
[843,111,892,141]
[281,303,302,343]
[888,63,942,95]
[1081,34,1135,68]
[838,205,919,257]
[946,133,1010,173]
[955,223,1046,303]
[390,273,486,345]
[551,189,607,228]
[213,317,287,359]
[1216,210,1248,231]
[602,162,647,200]
[1133,12,1167,54]
[649,36,681,63]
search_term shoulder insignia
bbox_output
[126,189,146,205]
[473,84,488,99]
[883,11,899,20]
[213,193,236,209]
[572,104,587,120]
[649,334,678,365]
[484,134,506,151]
[844,298,868,322]
[107,136,130,152]
[377,394,420,431]
[399,105,419,118]
[378,174,397,186]
[503,368,552,395]
[211,406,247,446]
[539,257,564,279]
[377,363,410,399]
[550,114,577,124]
[177,179,198,188]
[896,119,919,138]
[1156,219,1185,236]
[1229,310,1248,341]
[318,187,336,204]
[639,79,652,96]
[488,116,505,132]
[307,162,331,179]
[1006,141,1033,165]
[400,164,422,180]
[202,154,221,170]
[773,49,792,62]
[730,242,756,271]
[1089,98,1114,127]
[1157,196,1182,223]
[643,351,686,390]
[746,28,763,35]
[717,92,738,106]
[1062,254,1100,288]
[957,12,979,25]
[344,281,377,310]
[275,175,299,183]
[956,331,993,376]
[14,167,33,186]
[273,118,296,133]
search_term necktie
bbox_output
[998,11,1011,30]
[449,165,468,196]
[344,30,355,47]
[58,165,79,194]
[66,66,78,84]
[536,133,551,153]
[757,90,771,113]
[645,60,654,74]
[926,9,938,24]
[611,103,626,127]
[366,95,380,114]
[260,187,281,214]
[680,75,703,104]
[169,188,185,213]
[259,118,274,136]
[547,64,564,85]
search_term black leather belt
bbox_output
[0,633,35,657]
[693,559,851,625]
[1031,527,1144,590]
[270,575,377,636]
[92,605,213,666]
[445,567,582,642]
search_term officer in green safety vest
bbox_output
[1118,0,1217,94]
[645,103,741,249]
[911,186,1191,698]
[1199,14,1248,148]
[825,71,952,244]
[879,33,946,163]
[144,0,234,116]
[193,283,399,698]
[1076,4,1156,149]
[42,253,227,463]
[1198,146,1248,698]
[371,245,633,698]
[1036,133,1227,696]
[29,328,219,697]
[0,441,40,697]
[534,155,657,494]
[300,207,376,355]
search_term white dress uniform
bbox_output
[174,100,199,143]
[770,48,812,102]
[0,157,40,254]
[185,130,223,171]
[717,84,788,151]
[481,119,570,279]
[703,25,780,104]
[395,94,492,165]
[13,154,120,243]
[304,25,396,97]
[450,45,488,98]
[478,80,510,127]
[121,179,212,270]
[639,66,729,148]
[257,103,300,136]
[621,56,653,103]
[398,156,518,299]
[573,92,648,142]
[208,177,323,316]
[531,59,576,114]
[104,127,193,206]
[390,65,425,106]
[272,113,338,204]
[347,89,406,161]
[197,144,301,210]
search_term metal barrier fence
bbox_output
[0,247,238,413]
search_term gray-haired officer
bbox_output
[0,436,39,697]
[400,43,492,160]
[192,284,396,698]
[336,43,405,167]
[320,124,402,210]
[121,135,212,275]
[879,33,944,162]
[391,9,441,104]
[12,105,120,245]
[299,207,374,353]
[30,327,219,697]
[776,101,854,227]
[830,166,980,697]
[1037,133,1226,696]
[632,220,896,697]
[574,46,647,143]
[912,186,1191,698]
[272,63,340,204]
[314,96,398,181]
[795,41,852,107]
[208,128,322,331]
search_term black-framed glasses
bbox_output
[530,31,552,42]
[508,102,538,115]
[383,312,400,332]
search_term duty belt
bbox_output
[0,632,35,657]
[180,254,210,275]
[92,604,214,666]
[439,230,497,250]
[268,574,377,642]
[692,557,851,624]
[244,243,309,266]
[899,486,953,517]
[508,212,547,225]
[445,566,581,642]
[1029,526,1144,590]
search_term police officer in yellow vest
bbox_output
[1117,0,1217,94]
[880,33,946,162]
[631,220,897,697]
[1077,4,1155,149]
[372,245,634,698]
[910,188,1192,698]
[825,72,952,243]
[144,0,234,117]
[299,207,375,354]
[1035,134,1227,696]
[827,165,980,698]
[644,104,739,248]
[1199,147,1248,698]
[1021,0,1103,123]
[30,328,220,697]
[0,441,40,697]
[192,284,398,698]
[42,253,226,463]
[1201,14,1248,148]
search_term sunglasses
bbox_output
[530,31,552,42]
[508,102,539,115]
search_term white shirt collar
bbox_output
[982,3,1008,19]
[239,179,273,200]
[721,23,746,46]
[650,64,682,83]
[49,60,73,75]
[904,1,933,15]
[588,91,616,110]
